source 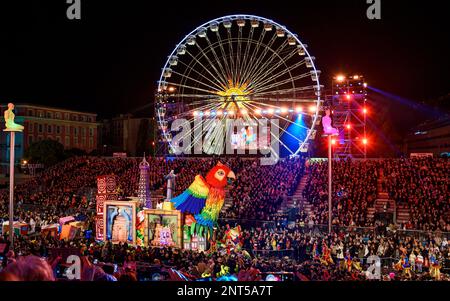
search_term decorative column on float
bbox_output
[3,103,24,250]
[138,154,151,209]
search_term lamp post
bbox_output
[3,103,24,250]
[4,130,21,249]
[328,135,332,234]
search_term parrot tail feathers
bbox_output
[172,191,206,214]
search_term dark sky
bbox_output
[0,0,449,125]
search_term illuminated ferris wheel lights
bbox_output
[263,22,273,31]
[250,19,259,28]
[157,14,322,156]
[237,19,246,27]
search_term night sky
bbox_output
[0,0,449,137]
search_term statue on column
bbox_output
[4,103,24,131]
[165,170,177,201]
[322,109,339,136]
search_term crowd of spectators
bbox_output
[302,160,378,227]
[0,155,449,281]
[381,158,450,232]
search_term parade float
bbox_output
[94,158,235,251]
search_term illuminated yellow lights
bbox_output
[255,109,262,115]
[353,75,359,80]
[331,139,336,145]
[281,107,288,113]
[362,138,368,145]
[240,109,248,115]
[204,111,210,117]
[363,107,368,114]
[346,124,351,130]
[228,110,235,116]
[267,108,274,115]
[336,75,345,82]
[296,106,303,113]
[168,86,176,92]
[217,110,223,116]
[363,83,368,88]
[309,105,317,113]
[193,111,199,117]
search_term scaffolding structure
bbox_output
[331,75,368,159]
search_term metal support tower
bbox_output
[331,75,368,159]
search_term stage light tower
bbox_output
[331,74,368,159]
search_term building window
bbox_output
[56,136,61,143]
[56,126,61,134]
[88,117,93,122]
[64,113,70,120]
[65,125,70,135]
[81,115,86,122]
[38,111,44,118]
[38,124,43,133]
[82,137,86,147]
[89,137,94,148]
[28,122,34,133]
[28,136,33,145]
[73,127,78,135]
[81,127,86,136]
[89,128,94,137]
[72,115,78,121]
[74,137,78,146]
[65,136,70,147]
[55,112,61,119]
[46,112,53,119]
[47,125,52,134]
[28,110,34,117]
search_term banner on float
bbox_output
[97,175,117,194]
[95,215,104,241]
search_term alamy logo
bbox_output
[65,255,81,280]
[66,0,81,20]
[171,117,280,166]
[366,0,381,20]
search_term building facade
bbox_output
[99,114,155,157]
[404,117,450,156]
[0,104,99,165]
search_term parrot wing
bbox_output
[171,175,209,215]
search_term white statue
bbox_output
[4,103,24,132]
[164,170,176,201]
[322,109,339,136]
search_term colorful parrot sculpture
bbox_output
[172,162,235,239]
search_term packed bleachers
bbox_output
[0,156,449,281]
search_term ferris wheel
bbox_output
[156,14,322,157]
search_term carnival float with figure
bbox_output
[95,159,236,253]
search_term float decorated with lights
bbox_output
[156,14,322,157]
